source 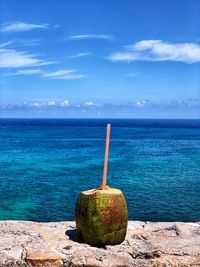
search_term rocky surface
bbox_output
[0,220,200,267]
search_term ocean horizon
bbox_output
[0,118,199,222]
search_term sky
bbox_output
[0,0,200,118]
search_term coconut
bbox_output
[76,124,128,245]
[76,187,128,245]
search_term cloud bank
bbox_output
[1,98,199,109]
[1,98,199,118]
[108,40,200,63]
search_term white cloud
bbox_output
[0,48,55,68]
[43,69,75,77]
[60,100,70,107]
[69,34,113,40]
[22,100,71,108]
[135,99,150,108]
[108,52,137,62]
[43,69,85,80]
[7,69,42,75]
[47,101,56,106]
[29,102,42,108]
[0,41,13,48]
[6,68,85,80]
[0,39,41,52]
[84,101,103,107]
[70,52,90,58]
[1,22,48,32]
[85,101,94,106]
[107,40,200,63]
[16,39,41,47]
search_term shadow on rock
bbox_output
[65,228,106,248]
[65,228,84,243]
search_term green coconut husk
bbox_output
[75,187,128,245]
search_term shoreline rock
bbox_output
[0,220,200,266]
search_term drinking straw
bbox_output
[99,123,111,190]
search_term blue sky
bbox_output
[0,0,200,118]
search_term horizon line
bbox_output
[0,117,199,120]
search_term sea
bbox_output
[0,118,199,222]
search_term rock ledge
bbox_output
[0,220,200,266]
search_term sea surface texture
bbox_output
[0,119,199,222]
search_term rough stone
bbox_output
[0,220,199,266]
[26,250,65,267]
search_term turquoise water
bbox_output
[0,119,199,222]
